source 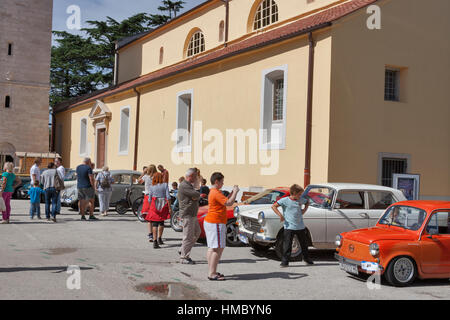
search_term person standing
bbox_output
[271,184,314,267]
[30,158,42,185]
[178,168,201,264]
[1,162,20,224]
[158,165,169,184]
[28,180,44,219]
[76,158,98,221]
[204,172,239,281]
[40,163,59,222]
[145,172,172,249]
[139,164,157,241]
[199,179,210,196]
[54,157,65,215]
[96,166,114,216]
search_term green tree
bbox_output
[158,0,186,18]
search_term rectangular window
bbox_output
[385,68,399,101]
[176,91,193,152]
[273,78,284,121]
[381,157,407,187]
[367,191,396,210]
[80,118,87,155]
[119,107,130,154]
[336,191,365,209]
[8,43,12,56]
[260,65,287,150]
[5,96,11,108]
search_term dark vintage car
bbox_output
[61,170,144,214]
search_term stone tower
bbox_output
[0,0,53,164]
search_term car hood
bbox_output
[343,226,418,244]
[239,205,276,219]
[237,204,273,214]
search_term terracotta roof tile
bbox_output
[55,0,378,113]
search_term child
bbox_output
[28,180,44,220]
[271,184,314,267]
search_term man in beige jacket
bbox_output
[178,168,201,264]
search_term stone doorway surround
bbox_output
[89,100,111,169]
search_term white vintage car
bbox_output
[236,183,406,260]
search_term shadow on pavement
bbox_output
[225,272,308,281]
[0,266,94,273]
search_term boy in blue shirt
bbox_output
[28,180,44,219]
[272,184,314,267]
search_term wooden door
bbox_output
[97,128,106,168]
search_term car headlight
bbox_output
[258,211,266,226]
[234,206,240,218]
[335,235,343,247]
[369,243,379,257]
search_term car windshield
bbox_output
[304,186,334,209]
[378,205,427,231]
[244,189,286,204]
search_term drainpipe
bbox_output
[113,42,119,86]
[133,88,141,171]
[51,109,56,152]
[304,32,315,189]
[221,0,230,47]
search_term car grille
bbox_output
[241,216,262,233]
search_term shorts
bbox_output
[78,187,95,201]
[204,221,226,249]
[151,221,164,227]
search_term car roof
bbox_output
[309,183,400,192]
[109,170,142,175]
[392,200,450,212]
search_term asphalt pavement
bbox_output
[0,200,449,300]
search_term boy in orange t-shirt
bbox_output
[204,172,239,281]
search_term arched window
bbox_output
[159,47,164,64]
[253,0,278,30]
[187,31,205,57]
[219,20,225,42]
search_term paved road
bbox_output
[0,200,449,300]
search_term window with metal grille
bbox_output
[253,0,278,30]
[5,96,11,108]
[273,78,284,121]
[382,158,407,187]
[385,69,399,101]
[187,31,205,57]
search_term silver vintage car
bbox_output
[236,183,406,260]
[62,170,144,214]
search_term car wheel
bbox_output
[170,210,183,232]
[133,198,147,223]
[226,218,243,247]
[249,240,270,252]
[275,231,303,261]
[385,256,417,287]
[115,201,128,215]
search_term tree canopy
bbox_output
[51,1,185,109]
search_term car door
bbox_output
[110,174,129,204]
[420,211,450,275]
[327,190,369,242]
[366,191,397,226]
[303,186,334,244]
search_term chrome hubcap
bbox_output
[291,235,302,256]
[393,258,414,283]
[227,223,238,243]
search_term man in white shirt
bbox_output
[55,157,65,215]
[30,158,42,185]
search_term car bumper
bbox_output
[335,253,384,273]
[238,229,276,244]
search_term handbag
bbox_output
[54,169,65,191]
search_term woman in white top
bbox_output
[95,166,114,216]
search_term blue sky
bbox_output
[52,0,206,37]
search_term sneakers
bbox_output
[37,216,42,220]
[1,220,10,224]
[148,234,154,242]
[158,238,164,245]
[304,259,314,265]
[52,218,57,223]
[153,241,161,249]
[280,263,289,268]
[81,216,87,221]
[181,258,196,265]
[89,215,98,221]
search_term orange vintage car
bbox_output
[335,201,450,287]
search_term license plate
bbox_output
[238,234,249,244]
[340,262,359,275]
[361,261,380,272]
